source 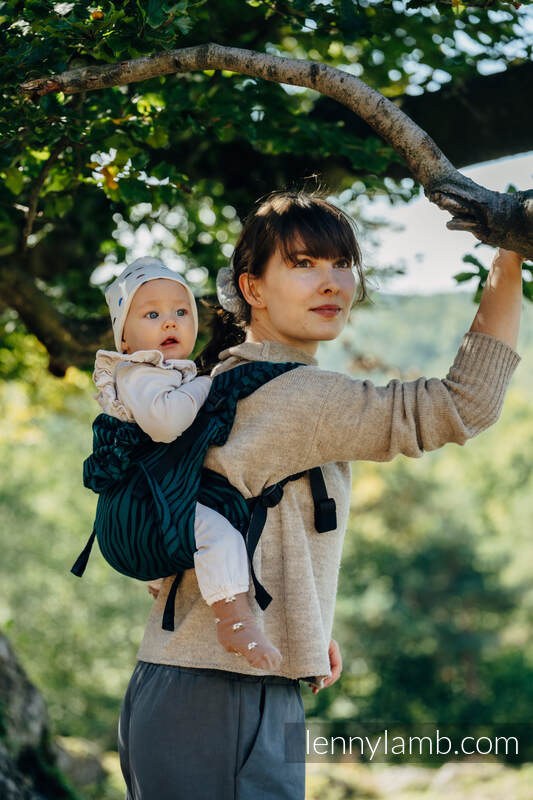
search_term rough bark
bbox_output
[19,42,533,259]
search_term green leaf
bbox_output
[3,166,24,195]
[453,271,476,283]
[42,193,74,218]
[118,178,154,204]
[145,126,169,148]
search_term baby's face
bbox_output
[121,278,196,359]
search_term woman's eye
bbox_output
[295,259,312,268]
[336,259,351,268]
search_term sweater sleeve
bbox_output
[115,364,212,443]
[306,330,520,466]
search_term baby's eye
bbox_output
[146,311,158,319]
[176,309,187,317]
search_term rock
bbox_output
[0,635,48,758]
[55,736,107,787]
[0,741,43,800]
[0,632,77,799]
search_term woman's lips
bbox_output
[310,306,341,318]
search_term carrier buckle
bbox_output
[315,497,337,533]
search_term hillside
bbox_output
[318,291,533,387]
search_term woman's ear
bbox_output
[238,271,265,309]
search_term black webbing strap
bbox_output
[162,571,184,631]
[245,472,307,610]
[308,467,337,533]
[161,465,337,630]
[244,467,337,611]
[70,528,96,577]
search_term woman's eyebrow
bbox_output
[291,253,347,260]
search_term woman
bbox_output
[118,190,522,799]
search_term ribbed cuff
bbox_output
[447,330,521,432]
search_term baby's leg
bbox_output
[194,502,282,671]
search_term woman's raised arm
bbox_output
[469,247,523,349]
[298,247,523,468]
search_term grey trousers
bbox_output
[118,660,306,800]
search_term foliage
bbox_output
[0,0,531,369]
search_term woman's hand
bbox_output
[469,246,523,350]
[308,638,343,694]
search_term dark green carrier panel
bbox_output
[72,361,337,631]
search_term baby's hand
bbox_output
[146,578,163,598]
[194,375,212,390]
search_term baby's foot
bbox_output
[212,592,282,672]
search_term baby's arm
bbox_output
[116,362,212,443]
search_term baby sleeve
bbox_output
[115,363,212,443]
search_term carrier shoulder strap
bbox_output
[134,360,306,495]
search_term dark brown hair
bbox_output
[196,188,367,374]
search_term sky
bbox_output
[357,151,533,295]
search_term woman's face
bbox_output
[240,237,357,354]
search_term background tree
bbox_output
[1,0,532,375]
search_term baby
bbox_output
[92,257,281,671]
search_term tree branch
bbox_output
[309,60,533,175]
[19,43,533,258]
[0,258,113,376]
[20,136,69,253]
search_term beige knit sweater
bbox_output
[136,331,520,685]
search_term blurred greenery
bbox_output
[2,291,533,797]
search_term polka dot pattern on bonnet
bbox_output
[103,257,199,351]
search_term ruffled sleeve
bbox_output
[92,348,198,421]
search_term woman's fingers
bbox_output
[309,639,342,692]
[325,638,343,686]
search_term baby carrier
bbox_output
[72,361,337,631]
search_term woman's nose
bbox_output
[319,264,341,293]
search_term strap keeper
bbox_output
[314,497,337,533]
